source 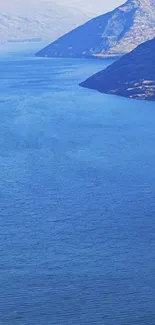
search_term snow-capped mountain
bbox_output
[36,0,155,58]
[0,0,124,42]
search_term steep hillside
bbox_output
[80,37,155,101]
[36,0,155,58]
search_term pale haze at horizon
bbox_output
[1,0,125,15]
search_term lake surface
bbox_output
[0,57,155,325]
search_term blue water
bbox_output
[0,57,155,325]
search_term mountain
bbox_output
[35,0,155,58]
[0,1,90,43]
[0,0,124,43]
[80,37,155,101]
[54,0,125,17]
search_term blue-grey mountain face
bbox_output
[80,37,155,101]
[36,0,155,58]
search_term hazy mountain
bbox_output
[0,1,90,42]
[0,0,124,43]
[55,0,125,16]
[36,0,155,58]
[80,37,155,101]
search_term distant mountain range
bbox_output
[0,1,90,42]
[36,0,155,58]
[0,0,125,43]
[80,37,155,101]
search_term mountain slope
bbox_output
[36,0,155,58]
[80,37,155,101]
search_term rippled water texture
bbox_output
[0,57,155,325]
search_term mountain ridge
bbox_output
[36,0,155,58]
